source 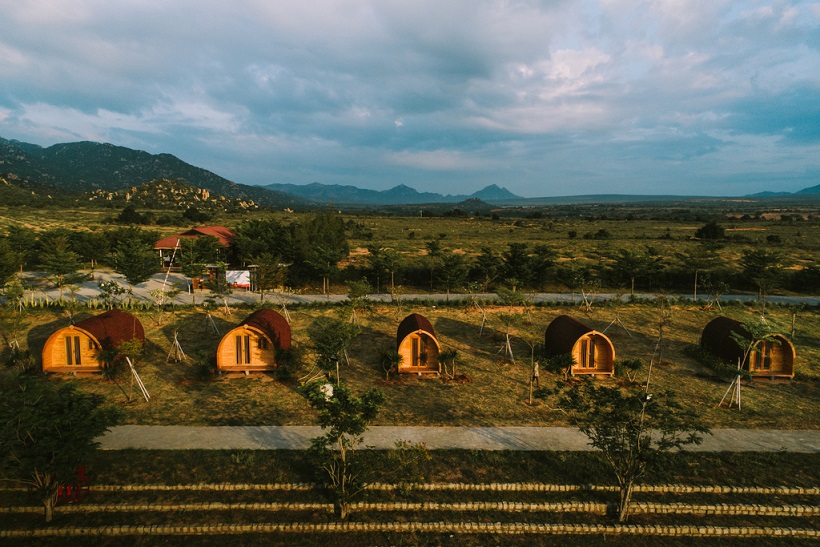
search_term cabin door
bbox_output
[235,335,251,365]
[580,338,596,369]
[751,341,772,371]
[411,336,427,369]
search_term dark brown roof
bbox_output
[74,309,145,350]
[396,313,437,349]
[239,308,291,350]
[700,316,752,364]
[544,315,594,355]
[154,226,235,250]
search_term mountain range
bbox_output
[1,136,817,208]
[263,182,521,205]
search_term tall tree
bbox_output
[366,244,401,294]
[471,246,502,291]
[739,249,785,313]
[436,252,469,299]
[0,378,119,523]
[231,218,291,266]
[6,225,37,271]
[502,242,533,289]
[529,244,556,291]
[252,252,285,302]
[289,211,349,289]
[610,248,663,294]
[40,234,83,301]
[675,245,720,301]
[0,238,21,288]
[70,230,110,277]
[111,238,160,304]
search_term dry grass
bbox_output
[5,300,818,428]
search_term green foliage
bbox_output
[306,384,386,518]
[308,316,358,385]
[0,377,119,522]
[695,221,725,239]
[614,358,644,382]
[543,352,575,379]
[289,210,349,285]
[0,238,21,287]
[111,236,160,296]
[378,346,402,380]
[40,234,83,300]
[557,381,708,522]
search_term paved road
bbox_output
[99,426,820,453]
[11,270,820,307]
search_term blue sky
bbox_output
[0,0,818,197]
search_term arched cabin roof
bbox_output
[73,309,145,349]
[396,313,438,350]
[700,316,779,364]
[544,314,597,355]
[238,309,291,350]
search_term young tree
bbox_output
[424,240,443,290]
[111,238,160,304]
[0,378,119,523]
[557,382,708,522]
[379,347,402,381]
[695,221,725,240]
[307,384,386,519]
[309,316,358,386]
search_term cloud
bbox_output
[0,0,818,196]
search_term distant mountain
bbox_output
[795,184,820,195]
[746,184,820,198]
[263,181,522,205]
[0,137,306,209]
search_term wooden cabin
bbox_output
[396,313,441,375]
[544,315,615,377]
[700,316,795,379]
[42,309,145,373]
[216,309,291,373]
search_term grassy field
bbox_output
[6,299,818,429]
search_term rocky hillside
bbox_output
[84,178,260,211]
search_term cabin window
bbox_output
[580,338,595,368]
[257,337,268,350]
[65,336,81,365]
[88,340,98,350]
[235,335,251,364]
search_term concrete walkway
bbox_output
[99,426,820,453]
[12,270,820,307]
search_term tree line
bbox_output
[0,216,817,300]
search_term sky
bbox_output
[1,1,818,198]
